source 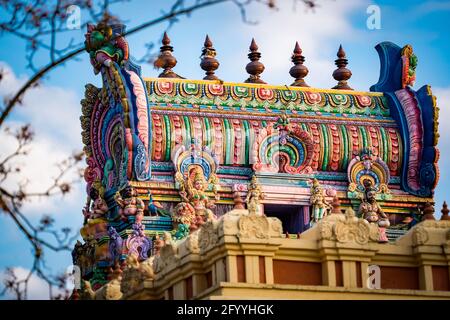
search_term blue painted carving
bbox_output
[371,42,439,197]
[370,42,403,93]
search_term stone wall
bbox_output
[79,208,450,300]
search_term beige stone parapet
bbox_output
[81,208,450,300]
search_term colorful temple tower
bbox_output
[72,23,450,300]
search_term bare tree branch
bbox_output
[0,0,318,300]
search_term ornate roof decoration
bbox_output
[74,22,443,297]
[244,38,266,84]
[332,45,352,90]
[347,147,391,199]
[290,42,309,87]
[200,35,220,81]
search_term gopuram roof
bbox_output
[72,23,449,300]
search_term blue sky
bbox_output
[0,0,449,298]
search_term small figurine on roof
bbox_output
[85,22,129,74]
[274,113,291,145]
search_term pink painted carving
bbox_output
[126,70,149,171]
[395,88,423,191]
[157,81,173,94]
[208,84,224,95]
[125,128,133,178]
[257,88,274,100]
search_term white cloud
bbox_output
[219,0,369,88]
[0,62,84,216]
[0,62,81,146]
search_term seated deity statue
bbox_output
[173,166,218,234]
[82,187,108,224]
[358,179,390,243]
[114,186,145,223]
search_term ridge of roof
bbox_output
[143,77,384,97]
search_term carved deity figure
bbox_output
[85,235,98,267]
[310,178,331,226]
[153,235,164,255]
[246,175,265,215]
[72,240,87,275]
[108,226,123,264]
[114,186,145,223]
[85,22,129,74]
[173,166,218,234]
[273,113,291,145]
[401,45,418,88]
[82,187,108,224]
[358,179,390,243]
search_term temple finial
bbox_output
[233,191,245,210]
[204,34,212,48]
[244,38,266,84]
[200,34,220,81]
[289,41,309,87]
[155,32,180,78]
[332,44,352,90]
[330,196,342,214]
[441,201,450,220]
[162,32,170,46]
[422,201,436,220]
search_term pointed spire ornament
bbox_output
[200,35,220,81]
[422,201,435,220]
[244,38,266,84]
[289,42,309,87]
[441,201,450,221]
[332,44,353,90]
[155,32,180,78]
[233,191,245,210]
[330,196,342,214]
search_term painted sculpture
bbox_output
[108,226,123,264]
[85,22,129,74]
[310,179,331,226]
[114,186,145,223]
[401,45,418,88]
[173,166,218,235]
[347,148,391,200]
[358,179,390,243]
[82,186,108,224]
[125,223,151,261]
[246,175,265,215]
